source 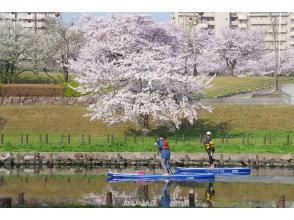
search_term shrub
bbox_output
[64,80,82,97]
[0,84,65,97]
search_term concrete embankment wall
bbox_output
[1,152,293,168]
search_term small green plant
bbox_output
[64,80,82,97]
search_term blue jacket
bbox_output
[157,138,170,159]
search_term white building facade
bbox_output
[0,12,60,31]
[171,12,294,50]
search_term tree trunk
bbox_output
[61,54,69,82]
[143,115,149,130]
[63,65,69,82]
[229,65,234,76]
[193,63,198,76]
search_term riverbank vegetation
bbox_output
[0,105,293,153]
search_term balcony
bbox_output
[208,20,215,25]
[231,20,239,26]
[238,14,248,20]
[238,23,248,28]
[265,36,287,42]
[199,23,208,29]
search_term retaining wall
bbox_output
[0,96,94,105]
[0,152,293,168]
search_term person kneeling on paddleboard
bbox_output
[155,135,172,175]
[203,131,215,168]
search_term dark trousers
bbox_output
[207,147,215,165]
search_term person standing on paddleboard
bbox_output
[155,135,172,175]
[203,131,215,168]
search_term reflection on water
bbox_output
[160,181,171,208]
[0,167,293,208]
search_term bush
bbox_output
[0,84,64,97]
[64,80,82,97]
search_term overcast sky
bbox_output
[61,12,171,24]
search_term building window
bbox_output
[11,12,14,14]
[28,13,31,15]
[28,20,31,23]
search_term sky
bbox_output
[62,12,171,24]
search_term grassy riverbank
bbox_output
[0,105,293,153]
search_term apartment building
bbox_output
[0,12,60,31]
[171,12,294,50]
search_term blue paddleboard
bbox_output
[175,167,251,175]
[107,172,215,180]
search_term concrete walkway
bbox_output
[281,84,294,105]
[201,87,291,105]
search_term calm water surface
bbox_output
[0,167,293,207]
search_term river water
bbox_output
[0,167,293,208]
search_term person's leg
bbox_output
[161,158,168,173]
[211,147,215,167]
[166,159,173,174]
[208,148,213,167]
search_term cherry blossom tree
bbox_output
[212,28,266,76]
[36,17,83,82]
[238,49,294,76]
[0,20,38,83]
[70,14,212,131]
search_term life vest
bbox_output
[163,140,170,150]
[206,141,215,150]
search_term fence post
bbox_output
[263,136,266,145]
[60,135,64,144]
[143,184,149,201]
[142,134,144,143]
[18,192,25,206]
[286,135,290,145]
[124,134,127,144]
[39,134,42,144]
[106,192,113,206]
[88,134,91,144]
[111,134,114,143]
[277,195,285,208]
[107,134,110,143]
[226,134,228,144]
[0,197,12,208]
[68,134,71,144]
[242,136,245,145]
[269,134,272,145]
[175,134,177,144]
[0,134,4,144]
[21,134,23,144]
[134,135,137,144]
[25,134,28,145]
[188,190,195,207]
[247,135,249,144]
[81,134,85,145]
[45,134,48,144]
[221,135,224,144]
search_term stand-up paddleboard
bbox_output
[107,178,215,183]
[107,172,215,180]
[175,167,251,175]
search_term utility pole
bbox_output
[269,12,280,92]
[182,12,204,76]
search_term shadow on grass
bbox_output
[125,119,235,138]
